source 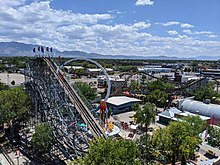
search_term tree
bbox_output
[151,128,171,164]
[74,81,97,101]
[151,117,203,165]
[32,123,53,154]
[207,126,220,147]
[167,121,201,165]
[0,82,9,91]
[104,63,113,68]
[132,103,141,112]
[182,115,206,136]
[146,90,168,107]
[0,87,31,125]
[141,75,147,85]
[73,138,141,165]
[75,69,84,76]
[116,66,137,72]
[137,133,157,164]
[0,63,5,71]
[134,102,156,129]
[192,82,219,102]
[146,80,174,93]
[129,80,141,92]
[191,61,198,72]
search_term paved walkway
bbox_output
[200,142,220,157]
[7,150,32,165]
[0,153,10,165]
[0,73,25,86]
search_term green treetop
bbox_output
[74,81,97,101]
[146,89,168,107]
[146,80,174,93]
[0,81,9,91]
[151,116,204,165]
[72,138,141,165]
[32,123,53,154]
[0,87,31,125]
[192,82,220,102]
[133,102,156,129]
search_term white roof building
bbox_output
[98,76,125,82]
[106,96,141,114]
[158,107,210,125]
[87,68,101,72]
[138,67,172,73]
[106,96,141,106]
[179,99,220,125]
[87,68,113,72]
[179,99,220,117]
[64,66,84,70]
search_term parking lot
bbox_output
[0,73,25,86]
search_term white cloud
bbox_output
[178,34,190,39]
[162,21,180,26]
[181,23,194,28]
[167,30,178,36]
[208,35,217,38]
[160,22,194,29]
[0,0,220,57]
[0,0,25,7]
[135,0,154,6]
[183,30,193,34]
[133,22,151,29]
[107,10,126,15]
[0,1,113,25]
[196,31,212,35]
[183,29,213,35]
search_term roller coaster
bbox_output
[25,54,110,160]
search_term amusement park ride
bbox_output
[59,57,118,134]
[26,46,119,159]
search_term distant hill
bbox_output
[0,41,219,60]
[0,42,38,57]
[193,55,220,61]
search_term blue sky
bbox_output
[0,0,220,57]
[51,0,220,31]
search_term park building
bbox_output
[159,98,220,125]
[158,107,210,125]
[201,69,220,78]
[174,72,201,83]
[181,75,200,83]
[178,99,220,125]
[138,67,173,74]
[85,68,114,77]
[162,63,183,69]
[106,96,141,114]
[64,66,84,73]
[97,76,127,89]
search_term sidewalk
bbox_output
[200,142,220,157]
[7,149,32,165]
[0,153,10,165]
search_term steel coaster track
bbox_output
[44,58,107,139]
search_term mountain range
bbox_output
[0,41,219,61]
